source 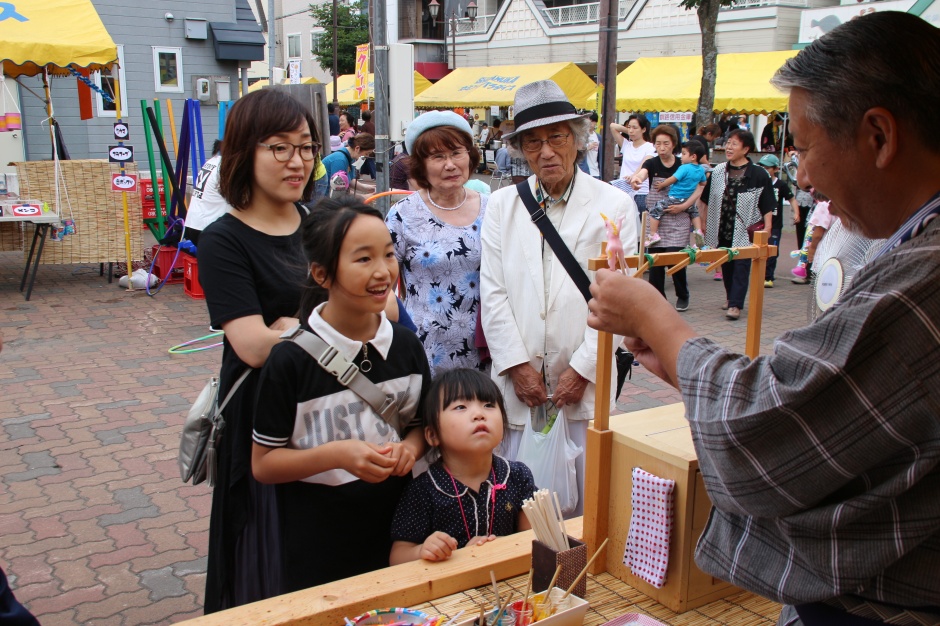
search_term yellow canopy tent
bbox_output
[0,0,118,77]
[615,50,797,113]
[245,75,320,94]
[414,62,597,109]
[0,0,130,279]
[326,71,432,106]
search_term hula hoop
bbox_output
[169,331,224,355]
[364,190,414,204]
[147,216,186,297]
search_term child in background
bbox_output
[251,197,431,592]
[757,154,799,288]
[791,190,833,283]
[389,369,536,564]
[646,142,707,247]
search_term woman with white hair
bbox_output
[481,80,639,516]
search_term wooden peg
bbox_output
[666,257,691,276]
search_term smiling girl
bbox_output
[389,368,535,565]
[251,197,431,591]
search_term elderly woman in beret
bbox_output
[385,111,487,375]
[481,80,638,516]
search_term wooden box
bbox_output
[532,537,587,599]
[603,403,738,613]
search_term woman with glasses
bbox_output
[480,81,638,517]
[197,89,319,612]
[385,111,488,375]
[321,133,376,196]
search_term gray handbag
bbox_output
[179,368,251,486]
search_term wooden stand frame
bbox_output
[178,234,775,626]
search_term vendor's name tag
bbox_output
[111,173,139,192]
[109,145,134,163]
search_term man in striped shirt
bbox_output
[588,12,940,626]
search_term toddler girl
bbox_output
[390,368,536,564]
[251,196,432,592]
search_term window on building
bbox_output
[93,45,128,117]
[311,31,325,56]
[288,33,302,59]
[152,47,184,93]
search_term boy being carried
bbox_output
[646,142,707,247]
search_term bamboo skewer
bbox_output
[522,568,533,612]
[489,571,501,615]
[545,564,563,594]
[561,538,609,600]
[551,492,570,550]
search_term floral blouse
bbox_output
[386,192,488,376]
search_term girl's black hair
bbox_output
[423,368,508,449]
[298,196,385,321]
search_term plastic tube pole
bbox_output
[153,99,170,236]
[140,100,162,240]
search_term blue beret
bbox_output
[405,111,473,154]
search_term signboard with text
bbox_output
[354,44,370,102]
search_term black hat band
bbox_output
[513,101,578,130]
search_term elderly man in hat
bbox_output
[589,12,940,624]
[480,80,638,516]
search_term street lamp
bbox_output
[428,0,477,70]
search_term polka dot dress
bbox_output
[391,455,537,548]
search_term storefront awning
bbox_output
[615,51,798,114]
[414,62,597,109]
[1,0,118,77]
[326,71,433,106]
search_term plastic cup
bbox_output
[531,592,553,622]
[485,606,515,626]
[548,589,571,613]
[510,600,534,626]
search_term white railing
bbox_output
[722,0,809,8]
[542,0,635,26]
[454,14,497,34]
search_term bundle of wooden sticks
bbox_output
[521,489,570,551]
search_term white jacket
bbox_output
[481,174,638,426]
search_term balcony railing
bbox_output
[453,14,497,34]
[542,0,634,26]
[721,0,809,8]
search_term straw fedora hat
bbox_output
[502,80,590,140]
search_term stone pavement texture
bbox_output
[0,230,811,626]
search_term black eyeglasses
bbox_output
[258,142,320,162]
[521,133,570,153]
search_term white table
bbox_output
[0,212,62,300]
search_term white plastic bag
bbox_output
[516,406,583,515]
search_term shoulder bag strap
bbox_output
[216,368,252,416]
[279,326,401,435]
[515,181,592,304]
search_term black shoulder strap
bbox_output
[515,181,593,304]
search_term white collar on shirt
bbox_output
[307,302,393,362]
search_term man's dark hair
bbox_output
[361,110,372,122]
[327,103,335,113]
[589,112,599,123]
[771,11,940,148]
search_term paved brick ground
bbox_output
[0,230,811,625]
